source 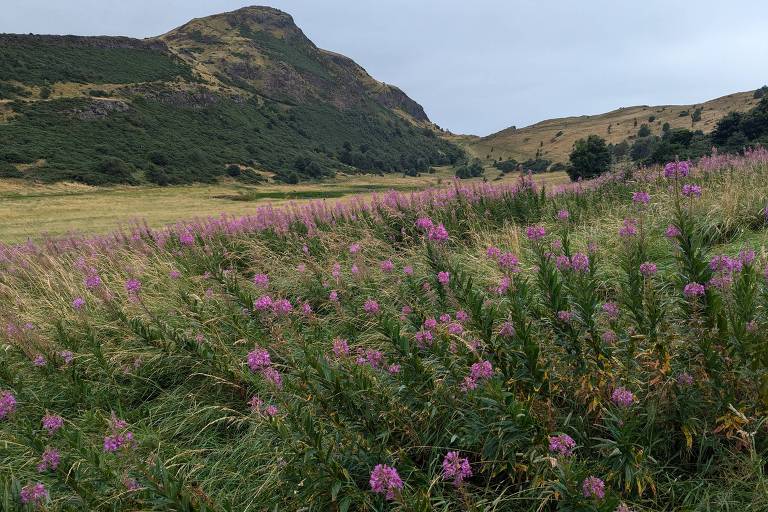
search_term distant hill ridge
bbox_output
[0,6,462,185]
[466,90,761,165]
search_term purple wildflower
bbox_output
[380,260,394,273]
[602,302,619,319]
[619,218,638,238]
[349,242,361,254]
[59,351,74,365]
[499,321,515,337]
[403,265,414,275]
[19,483,48,505]
[247,349,271,371]
[415,217,434,231]
[486,246,501,259]
[676,372,694,386]
[37,447,60,472]
[525,225,546,241]
[253,273,269,288]
[557,209,570,221]
[42,414,64,434]
[437,271,450,286]
[84,274,101,289]
[602,330,618,344]
[179,231,195,246]
[611,387,635,408]
[681,183,702,198]
[442,451,472,485]
[557,310,573,323]
[72,297,86,310]
[570,252,590,272]
[363,299,380,315]
[548,434,576,456]
[33,354,46,367]
[262,367,283,388]
[664,160,690,178]
[582,476,606,499]
[428,223,449,242]
[254,295,273,311]
[498,252,520,272]
[639,262,658,277]
[665,224,681,238]
[369,464,403,500]
[125,278,141,295]
[332,338,350,357]
[470,360,493,380]
[683,282,706,297]
[0,391,17,419]
[632,191,650,205]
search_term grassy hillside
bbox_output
[1,151,767,510]
[469,90,760,165]
[0,7,462,186]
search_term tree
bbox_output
[637,124,651,137]
[568,135,611,181]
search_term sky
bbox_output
[3,0,768,136]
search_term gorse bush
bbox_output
[1,150,768,510]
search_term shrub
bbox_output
[637,124,651,137]
[568,134,611,180]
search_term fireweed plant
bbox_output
[1,149,768,510]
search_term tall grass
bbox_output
[1,150,768,510]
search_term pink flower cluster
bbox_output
[548,433,576,456]
[462,360,493,391]
[582,476,606,499]
[442,451,472,485]
[20,483,48,505]
[611,387,635,408]
[247,348,283,388]
[370,464,403,500]
[42,414,64,434]
[0,390,16,419]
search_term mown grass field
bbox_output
[1,149,768,510]
[0,169,569,242]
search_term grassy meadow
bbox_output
[0,169,569,242]
[1,150,768,510]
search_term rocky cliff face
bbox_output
[158,6,430,121]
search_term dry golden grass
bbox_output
[467,91,759,164]
[0,169,570,243]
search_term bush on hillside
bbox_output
[568,135,611,180]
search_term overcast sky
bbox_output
[3,1,767,136]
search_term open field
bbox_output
[0,169,569,243]
[1,149,768,510]
[467,90,760,164]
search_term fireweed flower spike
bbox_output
[582,476,606,499]
[525,225,546,241]
[42,414,64,434]
[611,387,635,408]
[548,434,576,456]
[19,483,48,505]
[0,390,17,419]
[442,451,472,485]
[369,464,403,500]
[683,282,706,298]
[632,191,650,205]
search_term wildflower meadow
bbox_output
[2,149,768,510]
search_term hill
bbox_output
[0,6,463,185]
[467,90,761,165]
